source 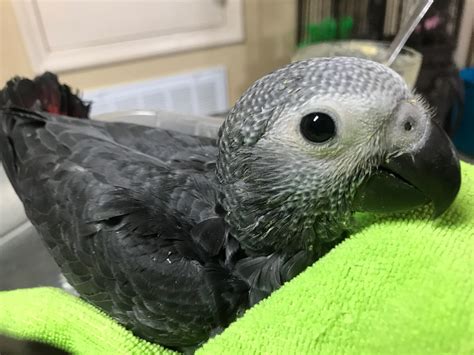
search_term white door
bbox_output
[13,0,244,72]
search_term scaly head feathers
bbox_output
[217,57,453,255]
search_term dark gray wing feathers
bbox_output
[0,108,241,348]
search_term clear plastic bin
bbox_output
[95,110,224,138]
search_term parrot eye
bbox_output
[300,112,336,143]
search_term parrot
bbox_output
[0,57,461,351]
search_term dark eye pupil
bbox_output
[300,112,336,143]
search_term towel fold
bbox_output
[1,162,473,354]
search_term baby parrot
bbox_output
[0,58,461,350]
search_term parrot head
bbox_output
[217,57,460,255]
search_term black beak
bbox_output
[353,121,461,217]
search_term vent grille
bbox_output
[83,67,228,117]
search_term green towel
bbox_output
[1,162,473,354]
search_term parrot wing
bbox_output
[0,107,246,348]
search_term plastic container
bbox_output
[293,40,423,89]
[95,110,224,138]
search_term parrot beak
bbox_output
[353,121,461,217]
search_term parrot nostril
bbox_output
[214,203,226,215]
[404,121,414,132]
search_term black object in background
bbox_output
[399,0,465,135]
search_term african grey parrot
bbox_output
[0,58,461,350]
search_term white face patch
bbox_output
[262,91,398,161]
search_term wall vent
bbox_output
[83,67,228,117]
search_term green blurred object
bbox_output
[299,17,353,48]
[306,23,319,44]
[0,162,473,354]
[319,17,337,41]
[338,16,353,39]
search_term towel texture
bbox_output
[0,287,169,354]
[1,162,473,354]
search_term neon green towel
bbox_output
[1,162,473,354]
